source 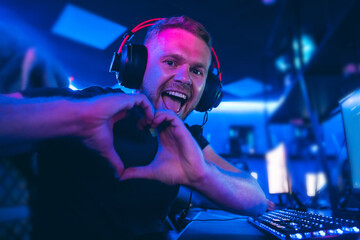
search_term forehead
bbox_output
[147,28,211,66]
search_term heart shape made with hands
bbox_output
[118,110,208,186]
[81,93,207,187]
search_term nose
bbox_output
[174,65,192,85]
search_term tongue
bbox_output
[163,95,181,113]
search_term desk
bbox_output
[176,209,360,240]
[176,210,267,240]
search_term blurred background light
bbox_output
[52,4,127,50]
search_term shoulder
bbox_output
[185,124,209,149]
[21,86,124,98]
[80,86,124,96]
[186,124,202,135]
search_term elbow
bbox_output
[254,187,267,216]
[238,182,267,216]
[251,197,267,216]
[228,197,266,217]
[243,193,267,217]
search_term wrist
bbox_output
[61,99,90,138]
[190,161,215,191]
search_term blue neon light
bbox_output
[292,34,316,69]
[210,101,280,114]
[222,77,272,98]
[52,4,127,50]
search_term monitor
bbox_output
[266,142,290,194]
[340,88,360,194]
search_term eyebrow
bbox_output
[162,54,208,71]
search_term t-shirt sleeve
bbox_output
[21,86,124,98]
[186,124,209,150]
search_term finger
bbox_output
[137,118,146,130]
[110,94,154,123]
[128,95,154,129]
[103,148,124,178]
[151,110,176,128]
[135,95,155,124]
[152,111,187,135]
[127,94,154,122]
[112,110,129,123]
[137,117,153,131]
[119,166,154,181]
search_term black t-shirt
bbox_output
[22,86,209,240]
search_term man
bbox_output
[1,16,266,239]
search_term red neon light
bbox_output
[211,47,221,81]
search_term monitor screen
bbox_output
[305,172,326,197]
[340,88,360,193]
[266,142,290,194]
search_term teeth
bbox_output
[166,91,187,100]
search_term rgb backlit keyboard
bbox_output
[248,208,360,239]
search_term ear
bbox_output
[110,44,148,89]
[195,71,223,112]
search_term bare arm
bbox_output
[0,94,88,147]
[0,92,155,176]
[192,158,267,216]
[191,146,267,215]
[202,145,241,173]
[202,145,274,212]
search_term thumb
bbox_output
[119,166,154,181]
[103,148,124,178]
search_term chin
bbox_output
[178,113,187,120]
[178,108,193,120]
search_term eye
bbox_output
[191,68,203,76]
[164,60,175,67]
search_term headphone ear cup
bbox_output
[118,44,148,89]
[195,72,223,112]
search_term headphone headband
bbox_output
[117,18,163,55]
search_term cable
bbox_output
[175,190,193,230]
[177,111,208,229]
[188,216,248,222]
[201,111,209,128]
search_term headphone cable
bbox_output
[177,111,208,229]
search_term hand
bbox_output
[120,110,208,186]
[266,199,276,211]
[80,93,154,176]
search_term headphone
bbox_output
[109,18,223,112]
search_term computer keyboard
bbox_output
[248,208,360,239]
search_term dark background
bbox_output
[2,0,359,115]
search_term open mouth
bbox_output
[161,90,188,113]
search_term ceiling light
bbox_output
[52,4,127,50]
